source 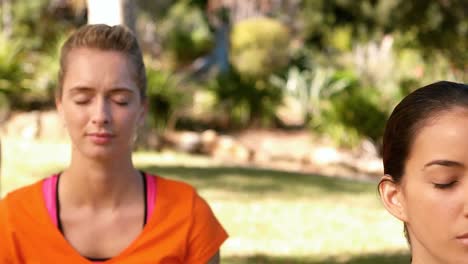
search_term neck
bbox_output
[408,231,444,264]
[60,150,142,209]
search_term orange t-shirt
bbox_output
[0,174,228,263]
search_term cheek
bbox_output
[406,186,462,226]
[60,105,90,134]
[63,108,84,126]
[115,107,141,128]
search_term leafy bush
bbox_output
[206,17,290,128]
[230,17,290,78]
[22,35,66,109]
[159,1,214,64]
[145,66,187,131]
[271,66,351,121]
[1,0,79,51]
[0,35,29,111]
[314,71,389,147]
[0,34,65,111]
[273,65,389,147]
[208,68,283,128]
[0,0,79,111]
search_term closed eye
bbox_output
[111,94,131,106]
[433,181,458,189]
[74,100,90,105]
[114,101,129,106]
[72,93,92,105]
[112,98,129,106]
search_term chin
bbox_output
[76,145,115,159]
[83,150,116,161]
[72,140,132,159]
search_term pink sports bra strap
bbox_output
[42,174,59,226]
[145,173,156,222]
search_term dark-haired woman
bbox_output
[379,81,468,263]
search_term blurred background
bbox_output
[0,0,466,263]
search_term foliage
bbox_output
[298,0,467,70]
[23,35,66,109]
[0,35,29,111]
[145,65,187,131]
[1,0,465,143]
[299,0,392,53]
[158,0,214,64]
[0,0,80,111]
[1,0,80,52]
[210,17,290,128]
[271,66,351,120]
[273,65,389,147]
[0,36,24,91]
[0,34,66,111]
[316,74,389,147]
[389,0,467,69]
[230,17,290,78]
[208,68,283,128]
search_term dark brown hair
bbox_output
[383,81,468,181]
[381,80,468,246]
[57,24,146,100]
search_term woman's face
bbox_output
[57,48,146,160]
[387,108,468,263]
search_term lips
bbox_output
[456,233,468,246]
[86,132,115,145]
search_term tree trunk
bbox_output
[86,0,136,32]
[1,0,13,38]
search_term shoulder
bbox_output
[154,174,196,193]
[0,179,45,246]
[151,174,198,204]
[1,179,44,212]
[0,176,55,228]
[147,173,221,216]
[145,173,228,263]
[145,173,221,222]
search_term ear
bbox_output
[379,175,408,222]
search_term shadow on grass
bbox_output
[222,252,410,264]
[140,165,377,197]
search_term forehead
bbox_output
[65,47,133,69]
[406,108,468,167]
[62,48,137,91]
[416,108,468,136]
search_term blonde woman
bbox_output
[0,24,227,263]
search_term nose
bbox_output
[91,97,111,125]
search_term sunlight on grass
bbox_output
[1,137,71,194]
[0,137,409,263]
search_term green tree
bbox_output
[299,0,467,70]
[390,0,467,69]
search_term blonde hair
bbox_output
[57,24,146,100]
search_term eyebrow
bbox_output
[109,88,134,94]
[423,160,465,169]
[69,86,93,93]
[69,87,135,94]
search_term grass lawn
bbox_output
[0,137,410,263]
